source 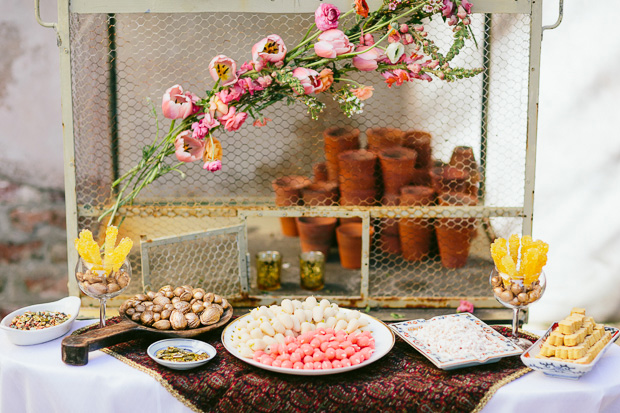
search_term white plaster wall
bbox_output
[2,0,619,321]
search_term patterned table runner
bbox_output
[74,317,537,413]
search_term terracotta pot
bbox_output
[411,168,432,187]
[296,217,338,258]
[301,181,339,206]
[378,146,418,195]
[340,188,377,206]
[381,193,400,236]
[337,149,377,192]
[430,166,469,195]
[323,127,360,182]
[312,162,329,183]
[435,192,478,269]
[403,130,432,169]
[399,186,436,261]
[336,223,374,270]
[449,146,480,197]
[366,127,404,152]
[379,233,401,255]
[272,175,312,237]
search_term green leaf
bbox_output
[390,313,404,319]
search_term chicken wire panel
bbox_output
[68,12,530,212]
[141,225,246,298]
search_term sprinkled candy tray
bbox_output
[390,313,523,370]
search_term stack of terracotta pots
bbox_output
[399,186,436,261]
[337,149,377,224]
[323,127,360,183]
[272,175,312,237]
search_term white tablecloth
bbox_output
[1,320,619,413]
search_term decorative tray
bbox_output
[389,313,523,370]
[520,323,619,380]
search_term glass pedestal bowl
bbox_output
[490,267,546,349]
[75,257,132,328]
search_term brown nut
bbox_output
[153,295,171,306]
[143,301,154,309]
[499,290,514,303]
[165,291,174,299]
[173,287,185,297]
[509,297,521,307]
[193,288,206,300]
[153,312,161,323]
[203,293,214,305]
[213,294,223,305]
[76,272,85,282]
[517,292,528,303]
[528,290,541,302]
[87,283,108,296]
[161,309,171,320]
[179,291,193,302]
[490,276,501,287]
[200,307,221,326]
[131,312,142,322]
[107,283,121,294]
[170,310,188,330]
[146,290,157,300]
[220,298,230,309]
[173,301,191,314]
[171,296,181,304]
[134,304,146,313]
[86,271,104,284]
[493,287,504,297]
[151,304,163,314]
[185,312,201,329]
[117,273,130,289]
[159,285,173,293]
[191,301,205,314]
[163,303,174,311]
[152,320,171,330]
[140,310,155,326]
[510,283,523,295]
[135,294,148,302]
[125,307,136,316]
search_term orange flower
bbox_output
[203,136,223,162]
[317,69,334,93]
[352,86,374,101]
[354,0,369,18]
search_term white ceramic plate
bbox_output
[0,296,81,346]
[390,313,523,370]
[147,338,216,370]
[222,309,395,376]
[520,323,619,380]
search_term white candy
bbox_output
[239,344,254,358]
[291,313,302,332]
[301,321,315,334]
[247,319,259,330]
[325,316,337,329]
[346,318,361,334]
[294,309,306,324]
[260,321,276,337]
[324,307,336,319]
[319,299,330,310]
[335,311,347,322]
[263,336,276,345]
[271,319,286,334]
[304,309,313,322]
[346,311,361,321]
[250,327,264,339]
[277,313,294,330]
[247,338,267,351]
[316,322,327,330]
[281,299,294,314]
[334,319,348,331]
[292,299,303,310]
[312,306,324,323]
[274,333,286,344]
[284,329,296,337]
[250,308,260,320]
[358,317,369,327]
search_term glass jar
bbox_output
[256,251,282,290]
[299,251,325,291]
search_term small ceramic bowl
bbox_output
[147,338,216,370]
[521,323,619,380]
[0,296,81,346]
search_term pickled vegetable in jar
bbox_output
[299,251,325,291]
[256,251,282,290]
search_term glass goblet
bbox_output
[490,267,546,349]
[75,257,132,328]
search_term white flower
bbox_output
[386,42,405,64]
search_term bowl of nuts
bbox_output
[147,338,216,370]
[1,296,81,346]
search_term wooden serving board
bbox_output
[61,306,233,366]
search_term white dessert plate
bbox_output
[0,296,81,346]
[390,313,523,370]
[520,323,619,380]
[222,309,395,376]
[147,338,216,370]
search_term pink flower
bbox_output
[399,24,409,33]
[291,67,322,94]
[461,0,473,14]
[314,29,353,59]
[252,34,287,65]
[191,113,220,140]
[217,88,243,105]
[456,300,474,314]
[256,75,273,88]
[161,85,194,119]
[174,131,205,162]
[315,4,340,31]
[442,0,455,17]
[382,70,409,88]
[253,117,272,127]
[352,86,374,101]
[457,5,467,19]
[402,33,414,45]
[203,159,222,172]
[352,45,384,71]
[219,107,248,132]
[407,63,422,74]
[354,0,369,18]
[238,61,254,75]
[388,26,401,43]
[208,55,238,86]
[237,78,264,96]
[316,68,334,93]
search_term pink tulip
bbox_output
[314,4,340,31]
[314,29,353,59]
[203,159,222,172]
[208,55,238,87]
[291,67,322,94]
[352,46,384,71]
[219,107,248,132]
[161,85,194,119]
[174,130,205,163]
[252,34,287,65]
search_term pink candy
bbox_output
[253,327,375,370]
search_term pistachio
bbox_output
[131,312,142,322]
[143,301,154,308]
[220,298,229,309]
[163,303,174,311]
[203,293,214,305]
[125,307,136,316]
[165,291,175,299]
[134,304,146,313]
[152,304,163,314]
[161,309,171,320]
[191,301,205,314]
[179,291,193,302]
[159,285,173,294]
[171,296,180,304]
[153,312,161,323]
[510,283,523,295]
[213,294,223,305]
[153,295,171,306]
[117,273,130,289]
[193,288,206,300]
[87,283,108,296]
[135,294,148,302]
[173,287,185,297]
[107,283,121,294]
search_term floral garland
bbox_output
[101,0,482,225]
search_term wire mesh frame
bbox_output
[57,0,544,316]
[140,224,249,295]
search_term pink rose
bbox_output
[219,107,248,132]
[291,67,322,94]
[174,131,205,163]
[252,34,287,65]
[161,85,194,119]
[314,29,353,59]
[456,300,474,314]
[208,55,238,87]
[314,4,340,31]
[352,46,384,71]
[203,159,222,172]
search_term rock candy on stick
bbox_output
[508,234,520,266]
[103,226,118,275]
[112,237,133,271]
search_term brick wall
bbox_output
[0,176,68,318]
